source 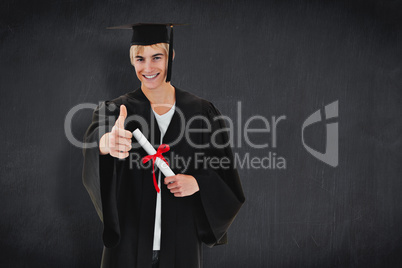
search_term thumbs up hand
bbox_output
[99,105,133,159]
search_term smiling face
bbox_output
[131,44,169,90]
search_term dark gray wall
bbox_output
[1,0,401,267]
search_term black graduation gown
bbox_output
[82,87,245,268]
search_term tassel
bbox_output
[166,25,174,82]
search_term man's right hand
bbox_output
[99,104,133,159]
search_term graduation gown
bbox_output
[82,87,245,268]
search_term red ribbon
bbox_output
[142,144,170,193]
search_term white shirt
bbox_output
[151,103,175,250]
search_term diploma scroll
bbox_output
[132,128,175,178]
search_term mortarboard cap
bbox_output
[107,23,183,82]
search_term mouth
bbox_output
[143,73,159,80]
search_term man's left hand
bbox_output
[164,174,199,197]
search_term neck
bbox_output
[141,83,175,115]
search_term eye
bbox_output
[153,56,161,61]
[136,58,144,62]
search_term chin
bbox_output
[143,80,168,90]
[142,81,162,90]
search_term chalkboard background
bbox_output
[1,0,401,267]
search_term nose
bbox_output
[144,60,154,72]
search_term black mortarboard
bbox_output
[107,23,181,82]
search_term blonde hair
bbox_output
[129,43,169,66]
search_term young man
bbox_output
[82,23,245,268]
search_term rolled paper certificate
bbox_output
[133,128,175,178]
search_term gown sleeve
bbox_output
[193,102,245,247]
[82,101,121,248]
